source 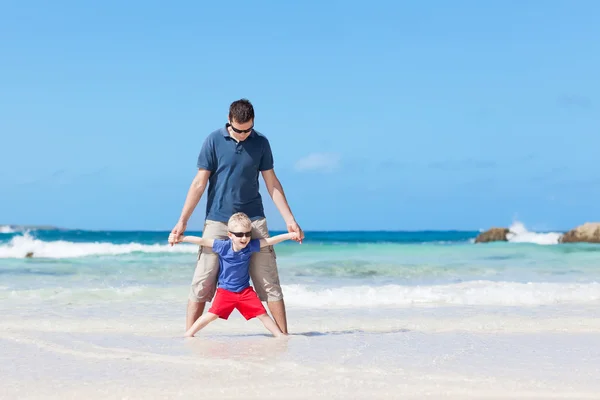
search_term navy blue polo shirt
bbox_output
[197,125,274,222]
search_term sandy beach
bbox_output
[3,305,600,399]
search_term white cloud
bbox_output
[294,153,341,172]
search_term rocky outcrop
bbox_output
[559,223,600,244]
[475,227,509,243]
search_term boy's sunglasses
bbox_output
[230,231,252,238]
[227,123,253,134]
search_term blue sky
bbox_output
[1,1,598,231]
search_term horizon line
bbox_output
[0,224,570,234]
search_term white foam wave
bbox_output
[0,233,198,258]
[1,285,183,303]
[0,225,15,234]
[284,281,600,307]
[4,281,600,308]
[506,221,562,245]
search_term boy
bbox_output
[169,212,299,338]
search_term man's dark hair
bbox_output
[229,99,255,123]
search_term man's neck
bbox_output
[227,126,240,143]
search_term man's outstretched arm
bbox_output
[169,169,211,245]
[261,169,304,241]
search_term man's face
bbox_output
[227,222,252,248]
[228,119,254,142]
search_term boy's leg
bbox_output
[186,301,205,331]
[186,289,236,337]
[249,218,288,334]
[257,314,284,337]
[236,287,284,337]
[184,312,219,337]
[187,220,228,330]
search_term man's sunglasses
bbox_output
[227,123,253,134]
[230,231,252,238]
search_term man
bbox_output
[169,98,303,334]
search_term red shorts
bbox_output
[208,287,267,320]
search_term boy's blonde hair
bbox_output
[228,212,252,231]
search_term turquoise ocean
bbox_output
[2,221,600,310]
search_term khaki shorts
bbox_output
[189,218,282,303]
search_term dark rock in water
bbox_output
[474,227,509,243]
[25,252,34,258]
[559,223,600,244]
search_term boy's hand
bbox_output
[286,220,304,243]
[289,232,300,241]
[169,221,187,246]
[168,233,182,244]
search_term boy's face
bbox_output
[227,222,252,248]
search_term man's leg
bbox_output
[266,299,288,334]
[249,218,288,334]
[186,300,206,331]
[186,220,227,331]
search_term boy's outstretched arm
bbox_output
[168,233,214,248]
[259,232,299,248]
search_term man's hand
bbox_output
[168,233,183,245]
[288,232,300,241]
[169,221,187,246]
[286,220,304,243]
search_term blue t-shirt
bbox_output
[212,238,261,292]
[197,126,274,223]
